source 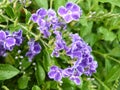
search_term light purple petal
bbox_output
[76,66,84,75]
[58,6,67,16]
[31,14,38,22]
[71,13,80,20]
[26,51,34,62]
[37,18,46,27]
[33,43,41,54]
[51,50,59,57]
[74,77,81,85]
[70,76,81,85]
[0,30,6,41]
[36,8,47,18]
[50,66,58,71]
[13,30,22,37]
[71,4,80,12]
[48,9,56,17]
[5,37,15,47]
[65,2,73,10]
[42,30,51,38]
[15,38,22,46]
[48,71,56,78]
[54,72,62,81]
[63,14,72,23]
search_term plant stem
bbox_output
[50,0,53,8]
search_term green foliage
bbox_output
[0,0,120,90]
[35,61,45,85]
[34,0,48,9]
[18,75,30,89]
[54,0,66,10]
[0,64,19,80]
[32,85,41,90]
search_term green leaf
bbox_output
[4,6,14,18]
[18,75,30,89]
[99,0,120,7]
[80,21,93,37]
[23,8,31,23]
[43,49,53,72]
[84,33,98,46]
[67,0,77,3]
[94,75,110,90]
[35,61,45,85]
[105,65,120,83]
[54,0,66,10]
[32,85,41,90]
[105,59,112,74]
[98,27,116,41]
[34,0,48,9]
[108,46,120,57]
[62,78,77,90]
[0,64,19,80]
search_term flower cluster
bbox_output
[26,39,41,62]
[48,33,98,85]
[31,8,66,38]
[48,66,62,82]
[30,1,97,85]
[0,30,23,56]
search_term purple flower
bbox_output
[83,60,98,76]
[48,66,63,81]
[62,67,74,77]
[26,39,41,61]
[36,8,47,18]
[58,2,82,23]
[51,31,67,57]
[0,30,16,51]
[70,76,81,85]
[0,44,6,56]
[12,30,23,46]
[31,8,67,38]
[31,14,38,23]
[0,29,23,56]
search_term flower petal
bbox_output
[65,2,73,10]
[71,13,80,20]
[6,37,15,47]
[0,30,6,41]
[63,14,72,23]
[36,8,47,18]
[58,6,67,16]
[31,14,38,22]
[48,71,56,78]
[54,72,62,81]
[71,4,80,12]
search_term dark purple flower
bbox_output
[70,76,81,85]
[0,44,6,56]
[48,66,63,81]
[58,2,82,23]
[0,29,23,56]
[26,39,41,61]
[62,67,74,77]
[51,31,67,57]
[83,60,98,76]
[12,30,23,46]
[0,30,16,50]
